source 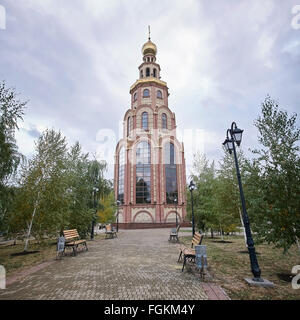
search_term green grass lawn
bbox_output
[180,234,300,300]
[0,233,106,277]
[0,240,58,276]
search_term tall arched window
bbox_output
[136,142,151,204]
[157,90,162,99]
[153,68,157,78]
[165,143,178,204]
[142,112,148,130]
[143,89,150,97]
[118,147,125,203]
[133,92,137,101]
[127,116,132,136]
[162,113,167,129]
[146,68,150,77]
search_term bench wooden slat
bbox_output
[65,234,79,238]
[182,248,195,255]
[65,235,78,239]
[63,230,78,234]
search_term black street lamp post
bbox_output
[189,180,195,236]
[174,196,178,228]
[223,122,264,283]
[116,200,120,233]
[91,187,99,240]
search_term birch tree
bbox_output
[246,96,300,253]
[12,129,68,251]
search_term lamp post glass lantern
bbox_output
[189,180,195,236]
[223,122,271,285]
[223,136,234,154]
[231,124,243,146]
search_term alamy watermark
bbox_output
[0,265,6,289]
[95,124,207,167]
[291,265,300,290]
[291,5,300,29]
[0,4,6,30]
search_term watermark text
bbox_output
[0,4,6,30]
[291,5,300,29]
[0,265,6,289]
[292,265,300,289]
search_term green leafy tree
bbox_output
[87,159,110,232]
[10,129,68,250]
[65,142,94,237]
[0,81,27,234]
[214,150,244,237]
[188,153,217,234]
[247,96,300,253]
[98,192,116,224]
[189,151,243,238]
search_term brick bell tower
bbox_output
[114,29,187,228]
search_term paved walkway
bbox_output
[0,228,229,300]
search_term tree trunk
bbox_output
[220,224,224,241]
[24,192,40,252]
[210,229,214,238]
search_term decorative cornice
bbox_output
[130,77,168,93]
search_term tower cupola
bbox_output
[142,40,157,56]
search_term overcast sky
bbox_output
[1,0,299,180]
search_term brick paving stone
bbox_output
[0,228,228,300]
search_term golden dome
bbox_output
[142,40,157,56]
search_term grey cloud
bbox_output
[0,0,299,179]
[26,125,41,139]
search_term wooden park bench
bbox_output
[63,229,88,256]
[177,232,204,271]
[168,225,180,243]
[105,224,117,239]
